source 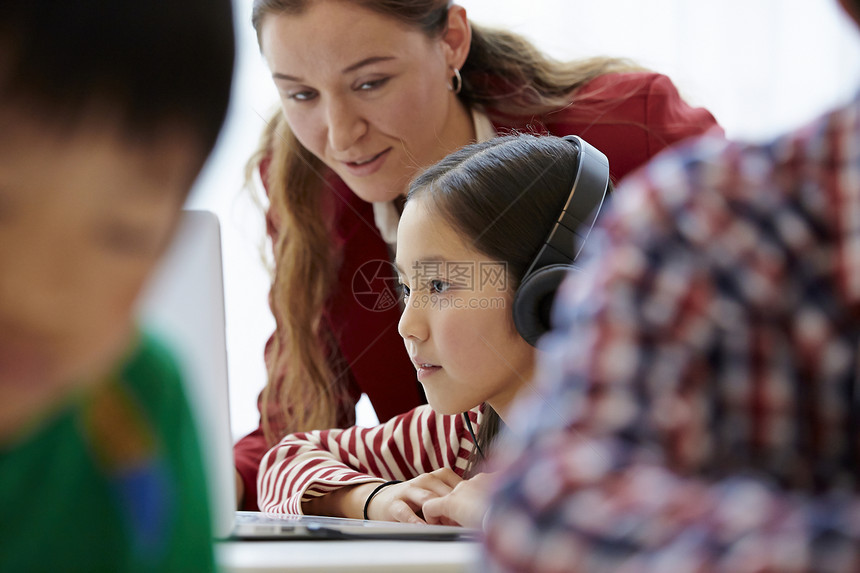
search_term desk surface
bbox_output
[216,539,480,573]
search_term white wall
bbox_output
[187,0,860,441]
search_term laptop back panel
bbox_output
[137,209,236,538]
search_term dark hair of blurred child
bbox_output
[0,1,234,571]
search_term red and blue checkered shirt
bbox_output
[483,96,860,572]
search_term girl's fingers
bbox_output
[367,471,468,522]
[421,495,453,525]
[392,484,449,518]
[387,498,426,524]
[409,467,463,496]
[423,501,459,526]
[421,473,494,528]
[427,467,464,488]
[369,482,435,521]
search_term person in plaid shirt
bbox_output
[482,2,860,570]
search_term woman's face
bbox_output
[395,199,535,418]
[260,1,473,203]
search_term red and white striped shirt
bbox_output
[257,405,483,513]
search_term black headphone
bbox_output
[512,135,610,346]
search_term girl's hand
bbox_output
[421,472,494,528]
[364,468,464,523]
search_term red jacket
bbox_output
[234,72,723,510]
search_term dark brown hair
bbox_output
[407,133,594,473]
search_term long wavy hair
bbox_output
[247,0,639,444]
[407,133,602,473]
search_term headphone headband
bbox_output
[521,135,609,277]
[512,135,609,346]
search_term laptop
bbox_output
[137,209,478,541]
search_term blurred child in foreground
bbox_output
[0,1,234,570]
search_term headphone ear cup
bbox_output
[513,264,572,346]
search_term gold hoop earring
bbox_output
[448,67,462,95]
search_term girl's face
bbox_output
[260,1,473,203]
[396,199,535,417]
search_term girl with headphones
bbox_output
[235,0,722,511]
[257,133,608,527]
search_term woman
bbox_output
[235,0,722,510]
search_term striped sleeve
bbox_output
[257,405,482,514]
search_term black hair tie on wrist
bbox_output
[363,480,402,520]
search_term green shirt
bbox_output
[0,333,214,572]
